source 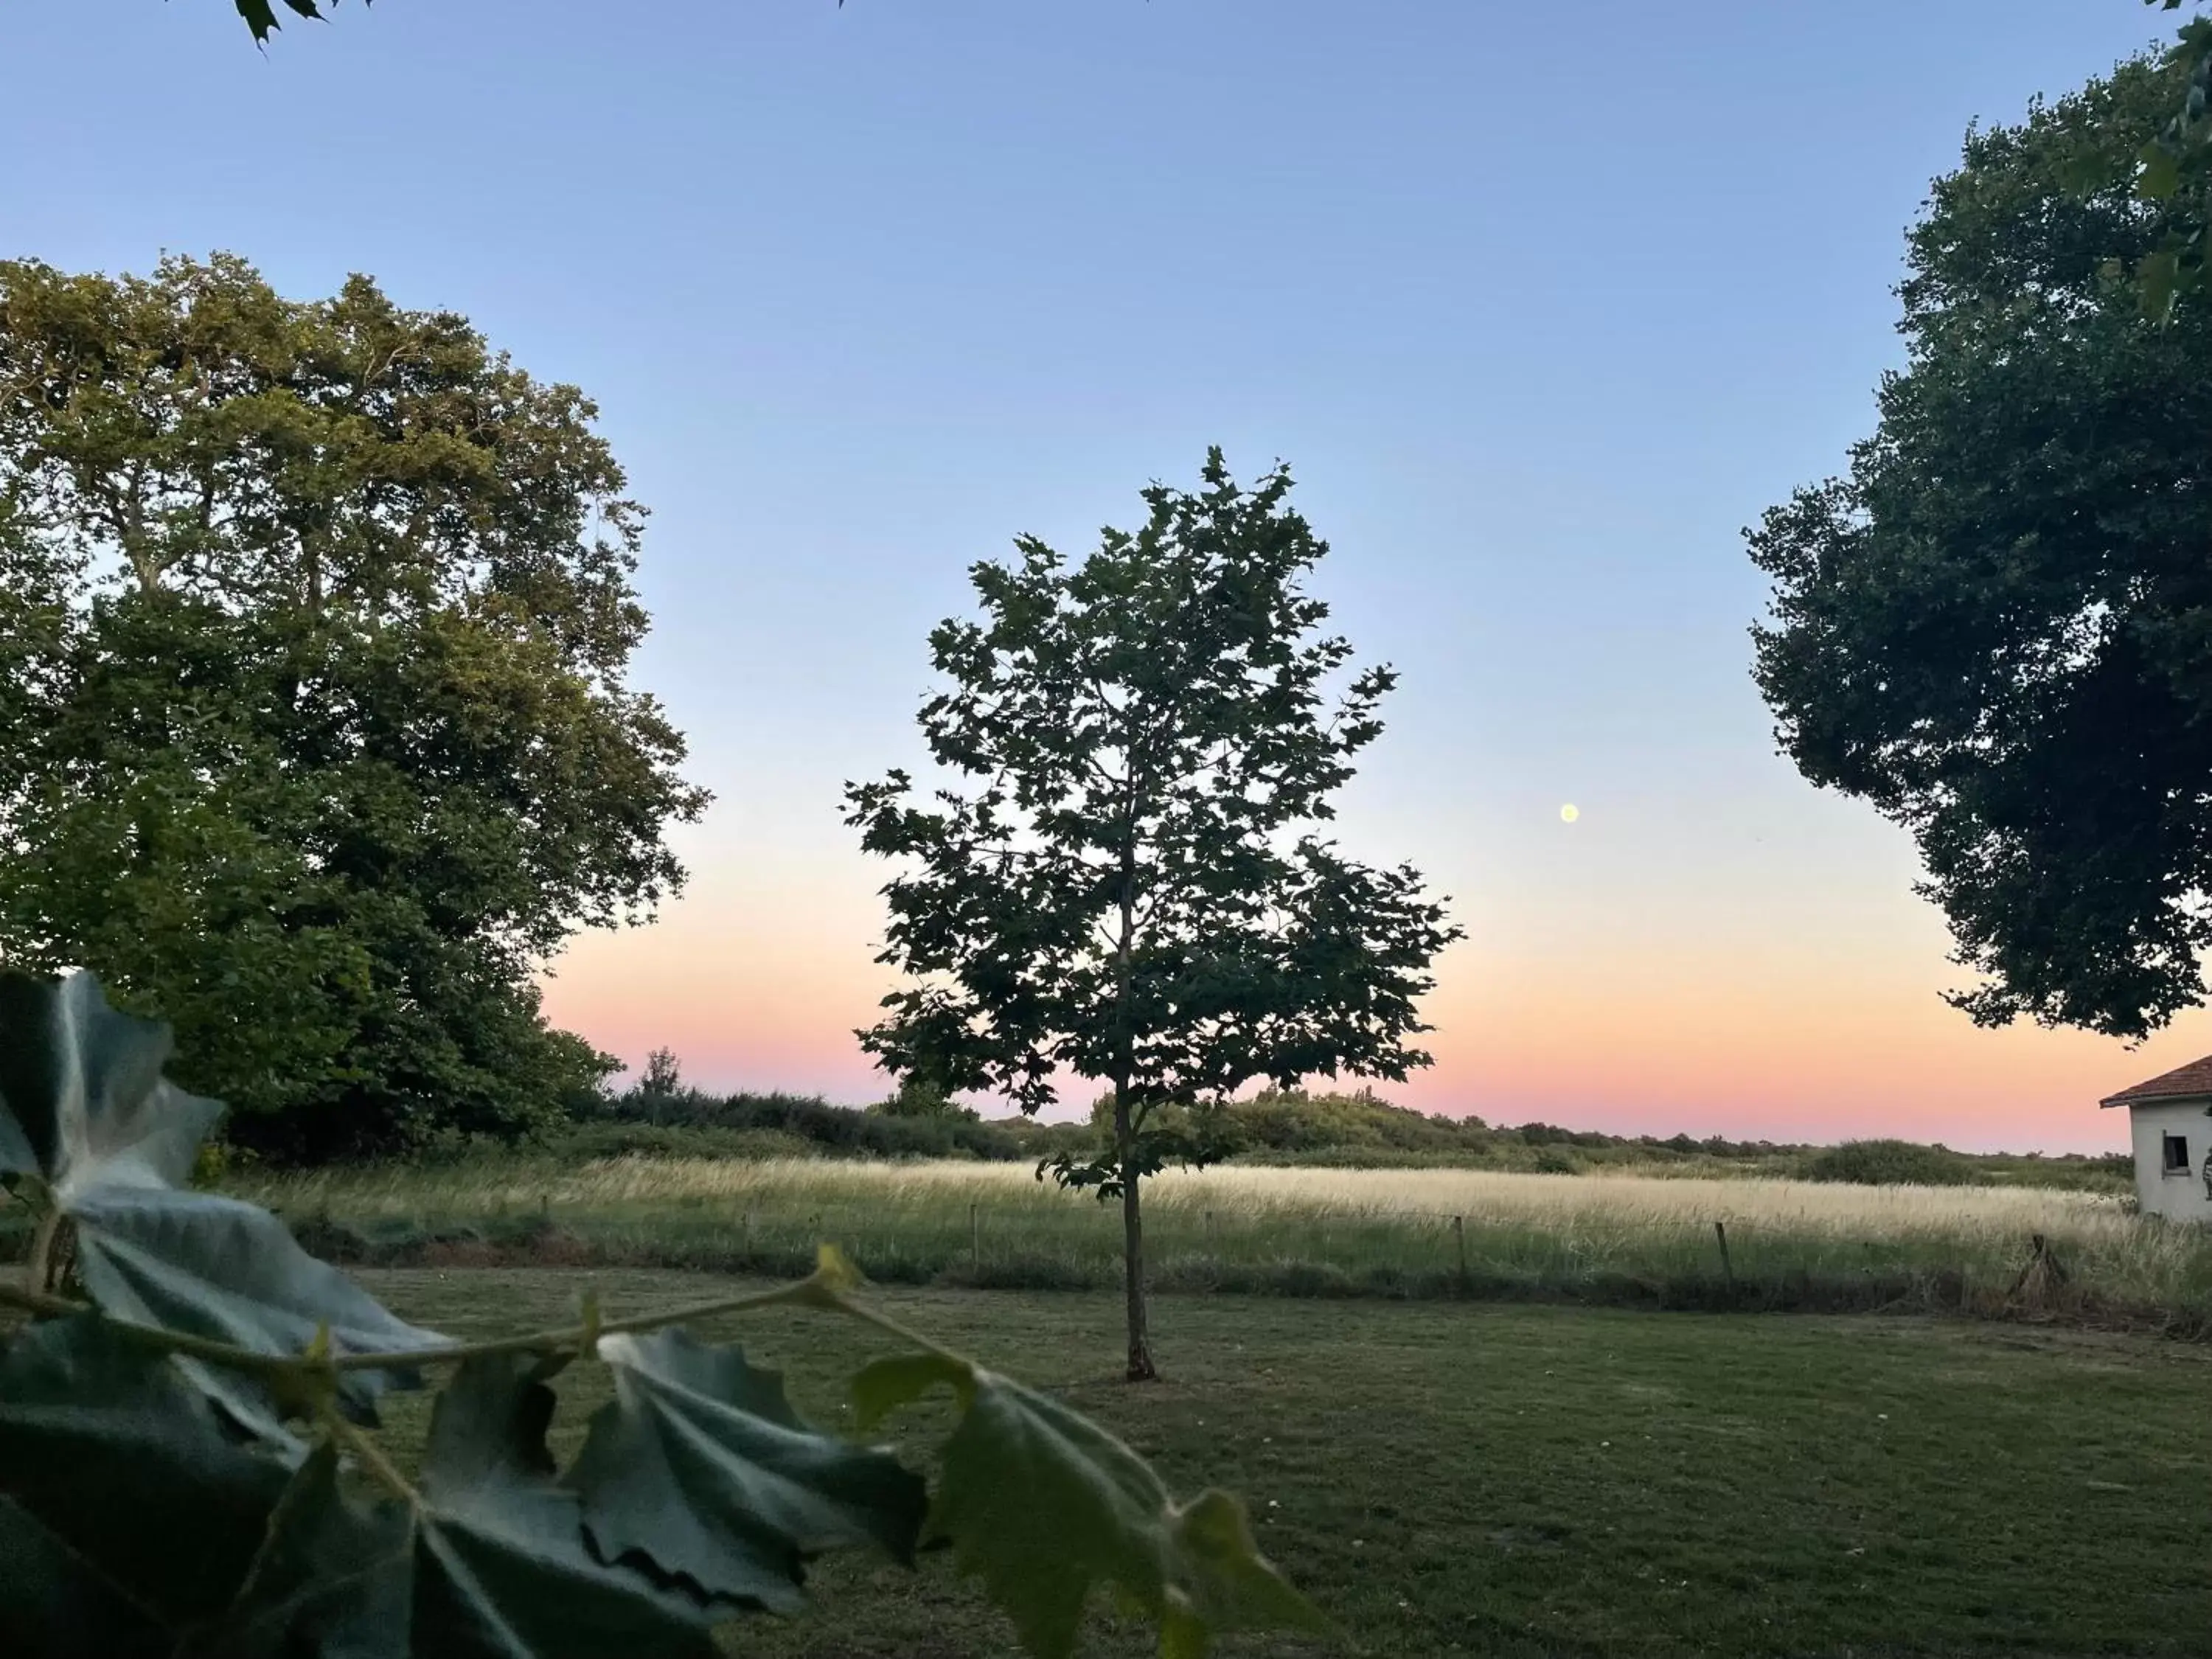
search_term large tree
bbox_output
[0,254,706,1158]
[1748,50,2212,1040]
[846,451,1458,1379]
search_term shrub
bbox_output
[1801,1138,1973,1187]
[582,1089,1026,1161]
[543,1122,826,1163]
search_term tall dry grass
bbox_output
[236,1156,2212,1318]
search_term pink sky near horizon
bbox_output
[539,793,2204,1158]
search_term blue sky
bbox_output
[5,1,2196,1148]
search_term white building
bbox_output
[2101,1056,2212,1221]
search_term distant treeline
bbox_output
[550,1082,2129,1190]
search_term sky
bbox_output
[4,1,2202,1152]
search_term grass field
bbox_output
[359,1266,2212,1658]
[235,1158,2212,1325]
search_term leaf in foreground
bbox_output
[0,1495,169,1659]
[568,1329,928,1610]
[214,1355,721,1659]
[854,1353,1324,1659]
[0,1315,293,1653]
[0,970,221,1191]
[0,971,450,1431]
[70,1184,448,1427]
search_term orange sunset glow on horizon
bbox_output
[540,790,2195,1157]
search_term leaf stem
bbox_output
[330,1412,422,1506]
[594,1278,814,1342]
[24,1207,60,1294]
[816,1287,968,1365]
[0,1278,330,1375]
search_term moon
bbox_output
[1559,804,1579,824]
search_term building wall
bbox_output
[2128,1097,2212,1221]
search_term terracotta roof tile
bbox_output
[2101,1054,2212,1107]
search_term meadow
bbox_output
[234,1156,2212,1327]
[360,1266,2212,1657]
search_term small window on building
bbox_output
[2164,1133,2191,1174]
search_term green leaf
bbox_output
[2055,147,2121,199]
[70,1184,448,1428]
[568,1329,928,1611]
[851,1351,973,1430]
[0,970,222,1192]
[0,1316,293,1646]
[185,1441,413,1659]
[2137,140,2181,201]
[0,1497,170,1659]
[232,0,338,42]
[855,1355,1321,1659]
[214,1356,723,1658]
[415,1356,723,1655]
[1165,1489,1327,1650]
[2141,247,2183,321]
[0,973,450,1431]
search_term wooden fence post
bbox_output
[970,1203,981,1273]
[1453,1214,1467,1287]
[1714,1220,1734,1286]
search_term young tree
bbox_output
[846,451,1458,1379]
[634,1047,689,1106]
[872,1076,981,1121]
[641,1048,688,1096]
[0,254,707,1157]
[1749,51,2212,1040]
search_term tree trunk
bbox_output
[1116,1096,1158,1382]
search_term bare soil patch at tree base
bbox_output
[361,1267,2212,1658]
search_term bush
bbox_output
[871,1077,981,1121]
[543,1122,827,1163]
[1800,1139,1973,1187]
[581,1089,1027,1161]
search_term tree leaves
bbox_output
[232,0,358,44]
[0,252,703,1158]
[211,1358,723,1659]
[1749,49,2212,1038]
[2126,5,2212,316]
[186,1442,410,1658]
[69,1184,447,1428]
[568,1329,928,1610]
[0,1316,293,1653]
[0,970,223,1193]
[846,451,1458,1373]
[853,1352,1322,1659]
[0,971,449,1430]
[0,1496,170,1659]
[0,989,1314,1658]
[848,452,1456,1118]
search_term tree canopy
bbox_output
[1748,50,2212,1040]
[222,0,844,44]
[230,0,360,41]
[847,451,1457,1375]
[2132,0,2212,316]
[0,254,706,1157]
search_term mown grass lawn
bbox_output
[361,1269,2212,1658]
